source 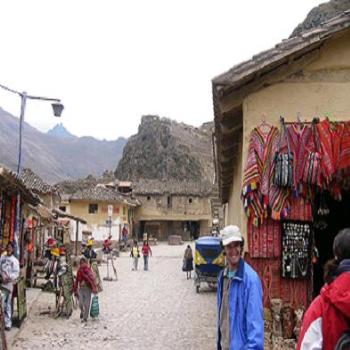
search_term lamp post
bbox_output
[0,83,64,174]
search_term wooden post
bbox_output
[75,221,79,256]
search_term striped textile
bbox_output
[286,124,312,194]
[248,218,281,258]
[337,121,350,191]
[242,123,290,225]
[316,119,335,187]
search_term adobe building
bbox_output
[213,10,350,314]
[133,179,213,241]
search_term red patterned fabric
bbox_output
[242,124,289,225]
[10,196,16,242]
[316,119,335,187]
[248,218,281,258]
[287,196,313,221]
[245,255,310,309]
[286,124,313,194]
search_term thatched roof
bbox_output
[212,10,350,203]
[133,179,213,197]
[0,165,40,205]
[19,168,57,194]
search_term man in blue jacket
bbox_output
[217,225,264,350]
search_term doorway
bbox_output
[313,191,350,297]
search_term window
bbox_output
[189,198,193,204]
[59,206,66,212]
[123,206,126,215]
[167,196,172,208]
[88,203,98,214]
[147,196,151,201]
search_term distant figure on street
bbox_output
[297,228,350,350]
[122,225,128,243]
[103,235,113,255]
[183,245,193,279]
[83,239,97,265]
[0,242,20,330]
[73,257,97,323]
[130,240,140,271]
[141,241,152,271]
[217,225,263,350]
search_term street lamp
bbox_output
[0,83,64,174]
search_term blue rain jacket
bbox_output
[217,258,264,350]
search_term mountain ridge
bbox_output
[0,107,127,184]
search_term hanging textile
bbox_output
[9,196,17,242]
[242,123,288,225]
[248,218,281,258]
[13,192,21,258]
[287,196,313,222]
[316,119,336,187]
[337,120,350,190]
[286,123,313,194]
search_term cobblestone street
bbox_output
[12,243,217,350]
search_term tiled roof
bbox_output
[213,11,350,89]
[133,179,213,197]
[68,185,140,206]
[0,165,40,205]
[19,168,57,194]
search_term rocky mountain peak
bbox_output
[115,115,214,184]
[47,123,75,139]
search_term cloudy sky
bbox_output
[0,0,322,140]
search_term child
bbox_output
[130,241,140,271]
[73,257,97,322]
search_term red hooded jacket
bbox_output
[297,272,350,350]
[73,264,97,294]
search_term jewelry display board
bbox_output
[281,221,312,279]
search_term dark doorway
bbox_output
[313,191,350,297]
[186,221,200,240]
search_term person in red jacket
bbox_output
[297,228,350,350]
[74,257,98,322]
[141,241,152,271]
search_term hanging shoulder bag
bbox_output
[273,118,294,187]
[301,121,322,187]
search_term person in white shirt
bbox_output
[0,242,20,330]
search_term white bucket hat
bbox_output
[220,225,243,246]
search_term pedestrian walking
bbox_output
[130,240,140,271]
[297,228,350,350]
[83,239,103,292]
[217,225,264,350]
[183,245,193,279]
[0,242,20,331]
[141,241,152,271]
[73,257,98,323]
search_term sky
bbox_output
[0,0,323,140]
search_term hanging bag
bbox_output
[301,121,322,187]
[90,294,99,318]
[273,117,294,187]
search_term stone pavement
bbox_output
[11,243,217,350]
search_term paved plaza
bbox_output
[12,243,217,350]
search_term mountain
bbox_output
[291,0,350,37]
[47,123,75,139]
[0,107,127,183]
[115,115,214,184]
